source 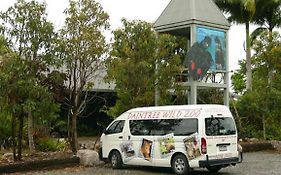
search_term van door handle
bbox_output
[118,136,123,139]
[128,136,131,140]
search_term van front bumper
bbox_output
[199,156,240,167]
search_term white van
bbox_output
[99,104,242,174]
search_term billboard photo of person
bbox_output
[215,36,225,70]
[183,36,213,81]
[183,26,226,81]
[196,26,226,72]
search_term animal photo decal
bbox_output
[183,134,201,160]
[139,138,153,161]
[183,26,226,81]
[120,141,135,162]
[159,133,175,158]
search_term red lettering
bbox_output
[176,110,182,117]
[183,109,201,117]
[137,112,144,119]
[163,111,170,118]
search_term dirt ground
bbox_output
[0,137,98,166]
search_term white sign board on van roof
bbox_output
[121,105,232,120]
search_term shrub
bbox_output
[36,138,67,152]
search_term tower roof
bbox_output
[154,0,230,35]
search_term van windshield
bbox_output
[205,117,236,136]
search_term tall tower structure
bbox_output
[154,0,231,106]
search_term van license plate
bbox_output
[219,146,227,151]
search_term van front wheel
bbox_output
[110,150,123,169]
[172,154,189,175]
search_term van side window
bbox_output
[159,119,198,136]
[106,120,125,134]
[129,119,198,136]
[129,120,154,135]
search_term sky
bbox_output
[0,0,251,72]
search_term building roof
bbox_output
[92,68,115,92]
[154,0,230,35]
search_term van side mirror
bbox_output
[103,128,109,135]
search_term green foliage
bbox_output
[254,0,281,31]
[0,0,57,66]
[35,138,67,152]
[0,0,60,159]
[0,0,60,115]
[0,54,59,120]
[232,30,281,140]
[231,60,246,95]
[0,112,12,140]
[214,0,256,24]
[197,89,224,104]
[106,19,184,117]
[59,0,110,108]
[235,89,281,140]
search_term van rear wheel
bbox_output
[172,154,189,175]
[110,150,123,169]
[207,165,222,173]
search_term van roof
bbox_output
[116,104,231,120]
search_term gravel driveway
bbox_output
[33,151,281,175]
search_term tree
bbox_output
[0,36,13,147]
[59,0,110,154]
[254,0,281,34]
[251,0,281,112]
[228,1,281,139]
[214,0,256,91]
[251,30,281,139]
[0,53,59,161]
[0,0,59,156]
[232,31,281,139]
[105,19,184,117]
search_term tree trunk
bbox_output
[267,29,274,88]
[262,114,266,140]
[231,97,243,135]
[70,93,81,155]
[17,115,24,161]
[11,114,17,161]
[67,107,72,147]
[28,112,35,154]
[70,112,78,154]
[245,21,252,91]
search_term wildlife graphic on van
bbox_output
[159,133,175,158]
[183,133,201,160]
[120,141,135,162]
[139,138,153,161]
